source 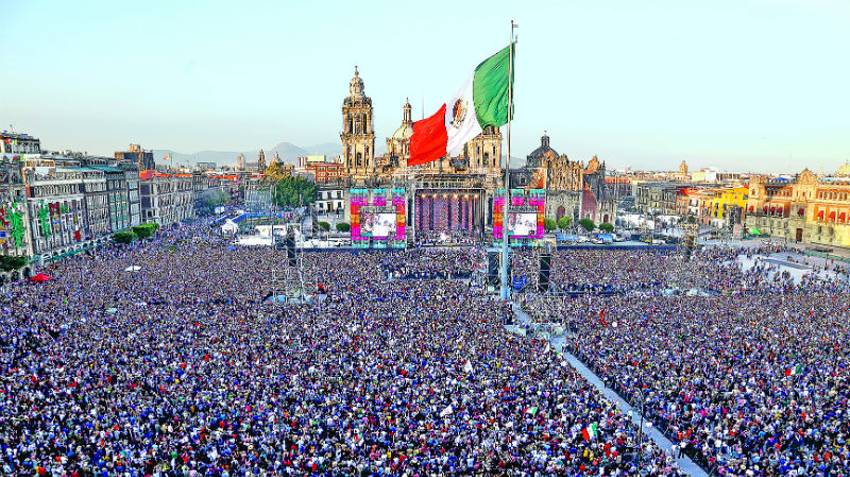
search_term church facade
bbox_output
[510,133,617,225]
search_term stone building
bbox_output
[90,165,132,232]
[511,133,617,224]
[1,131,41,156]
[256,149,267,172]
[139,171,194,226]
[341,67,376,180]
[115,144,155,171]
[23,164,87,260]
[0,159,31,258]
[80,167,110,240]
[745,167,850,247]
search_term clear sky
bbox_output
[2,0,849,173]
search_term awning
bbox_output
[30,273,51,283]
[750,228,761,235]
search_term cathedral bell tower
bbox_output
[341,66,376,182]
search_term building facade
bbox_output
[139,171,194,226]
[115,144,156,171]
[745,168,850,247]
[0,159,31,257]
[1,132,41,156]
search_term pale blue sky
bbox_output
[2,0,848,173]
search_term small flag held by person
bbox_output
[785,365,803,377]
[582,423,598,441]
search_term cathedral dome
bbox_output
[527,132,558,167]
[391,123,413,141]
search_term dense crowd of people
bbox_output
[521,247,850,475]
[0,220,682,476]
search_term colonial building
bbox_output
[115,144,155,171]
[511,133,617,224]
[23,164,87,260]
[89,165,132,232]
[341,67,376,180]
[139,171,194,226]
[315,186,346,215]
[1,131,41,156]
[305,161,345,184]
[80,167,110,240]
[745,167,850,247]
[0,159,31,257]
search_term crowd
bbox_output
[0,220,682,476]
[520,246,850,475]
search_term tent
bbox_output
[30,273,51,283]
[124,265,141,272]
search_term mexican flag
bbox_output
[785,365,803,376]
[409,44,515,166]
[581,423,598,441]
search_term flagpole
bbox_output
[500,21,517,301]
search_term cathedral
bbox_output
[337,68,616,240]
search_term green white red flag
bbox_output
[409,44,515,166]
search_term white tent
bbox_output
[221,220,239,235]
[124,265,141,272]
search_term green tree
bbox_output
[196,189,230,215]
[557,216,572,230]
[112,230,137,245]
[599,222,614,233]
[0,255,28,272]
[336,222,351,233]
[578,218,595,232]
[272,176,317,208]
[318,221,331,231]
[543,217,557,232]
[132,223,159,240]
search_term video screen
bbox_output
[508,212,538,237]
[360,208,397,238]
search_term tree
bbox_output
[112,230,137,245]
[272,176,317,208]
[196,189,230,215]
[0,255,27,272]
[599,222,614,233]
[336,222,351,233]
[557,216,572,230]
[543,217,557,232]
[264,161,290,181]
[318,221,331,231]
[578,218,595,233]
[132,223,159,240]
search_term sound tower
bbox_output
[285,236,296,266]
[538,252,551,292]
[487,251,499,287]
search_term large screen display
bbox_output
[508,212,538,237]
[350,188,406,248]
[360,208,397,238]
[493,189,546,246]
